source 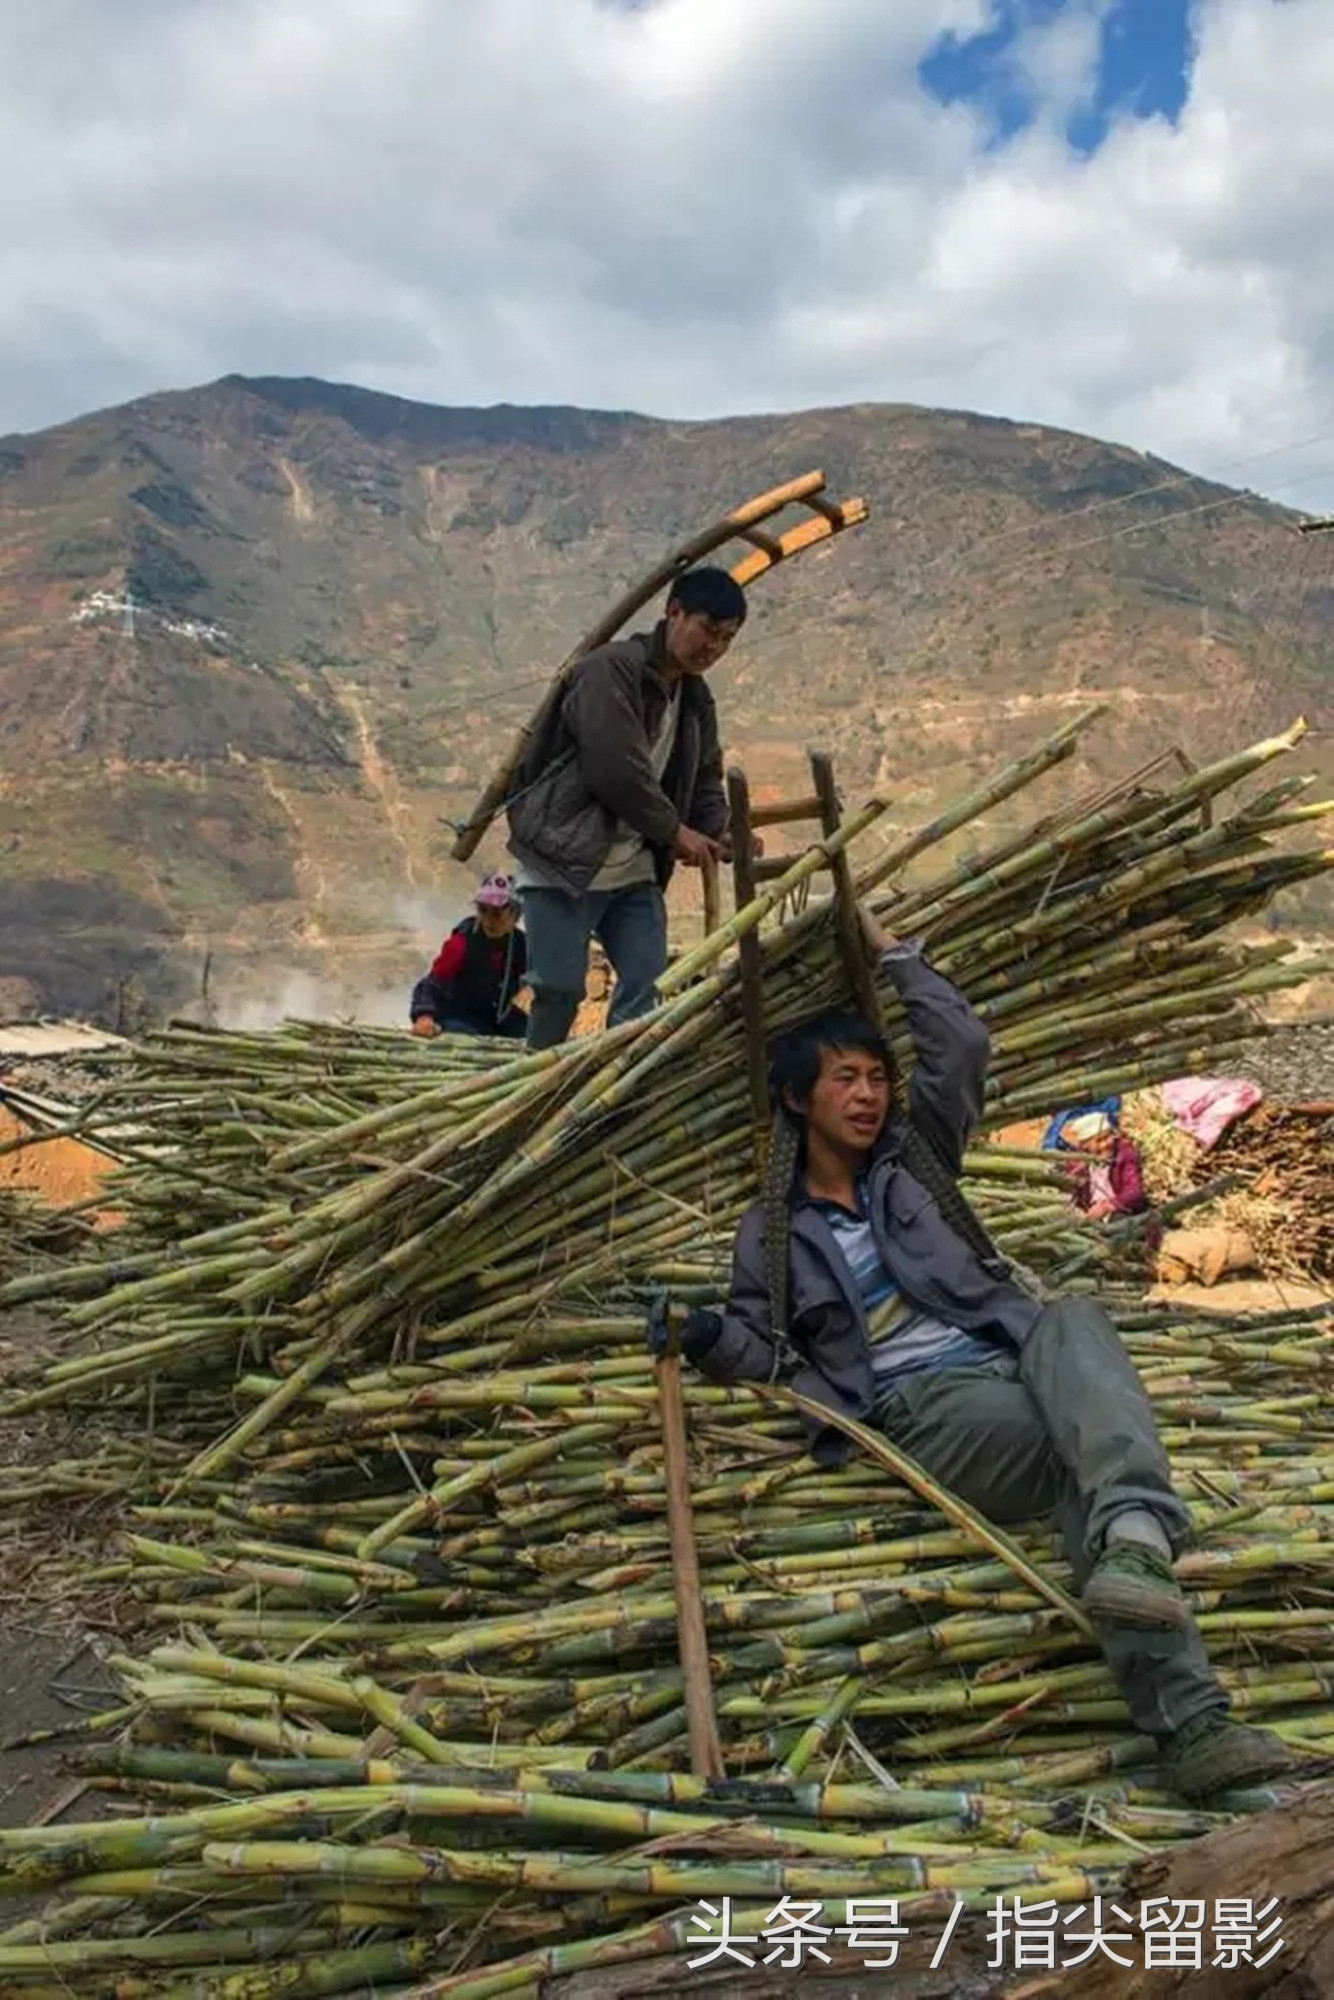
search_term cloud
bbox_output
[0,0,1331,504]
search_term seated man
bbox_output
[674,908,1290,1805]
[410,874,527,1039]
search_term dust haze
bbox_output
[209,883,471,1033]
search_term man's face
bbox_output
[477,905,517,940]
[664,603,742,675]
[796,1044,891,1155]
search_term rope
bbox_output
[761,1112,801,1377]
[446,748,577,839]
[494,925,520,1024]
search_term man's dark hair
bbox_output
[666,566,748,625]
[768,1012,895,1114]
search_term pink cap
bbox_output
[474,872,518,910]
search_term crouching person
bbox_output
[671,907,1290,1804]
[410,874,527,1039]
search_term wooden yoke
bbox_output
[720,749,885,1174]
[662,753,884,1783]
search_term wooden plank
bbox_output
[752,852,830,884]
[729,498,869,586]
[747,792,823,828]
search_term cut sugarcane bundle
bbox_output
[1,715,1333,1994]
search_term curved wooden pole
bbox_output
[451,472,869,861]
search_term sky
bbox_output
[1,0,1332,505]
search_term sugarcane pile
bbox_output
[2,713,1334,1996]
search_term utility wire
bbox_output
[408,437,1334,733]
[907,426,1334,578]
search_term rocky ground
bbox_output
[0,1055,117,1103]
[1230,1020,1334,1103]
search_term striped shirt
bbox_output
[811,1175,1005,1395]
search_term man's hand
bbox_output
[648,1289,723,1365]
[411,1015,439,1039]
[674,825,723,868]
[646,1288,673,1359]
[857,903,896,958]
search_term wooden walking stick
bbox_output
[653,1299,725,1780]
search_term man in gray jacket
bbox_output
[670,908,1291,1805]
[506,567,743,1050]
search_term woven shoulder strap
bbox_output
[897,1123,1007,1271]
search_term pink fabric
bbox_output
[1160,1076,1262,1150]
[1070,1136,1148,1218]
[1109,1135,1147,1211]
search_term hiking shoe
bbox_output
[1160,1713,1293,1804]
[1082,1541,1190,1630]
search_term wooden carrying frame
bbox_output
[451,473,868,861]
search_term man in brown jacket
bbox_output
[506,566,744,1050]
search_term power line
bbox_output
[400,435,1334,735]
[907,427,1334,579]
[988,468,1334,612]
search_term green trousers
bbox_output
[875,1297,1228,1742]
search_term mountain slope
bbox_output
[0,376,1329,1023]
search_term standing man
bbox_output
[410,874,528,1039]
[506,567,745,1051]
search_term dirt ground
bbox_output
[0,1107,118,1213]
[0,1300,123,1870]
[1145,1276,1332,1314]
[0,1623,119,1836]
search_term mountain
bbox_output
[0,375,1330,1026]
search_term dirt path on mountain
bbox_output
[278,453,315,524]
[338,684,420,888]
[256,762,330,945]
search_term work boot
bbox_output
[1082,1540,1190,1631]
[1159,1712,1292,1804]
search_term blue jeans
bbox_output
[519,882,668,1050]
